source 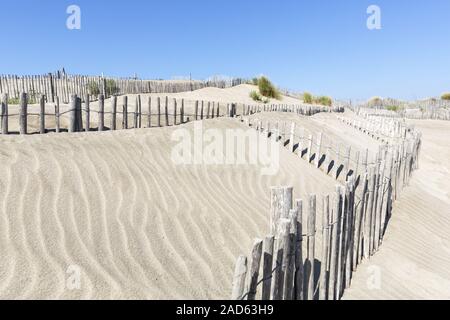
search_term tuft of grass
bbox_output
[386,105,400,112]
[250,90,269,103]
[314,96,333,107]
[303,92,313,104]
[257,76,281,100]
[441,93,450,100]
[368,96,383,107]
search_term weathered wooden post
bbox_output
[39,94,46,134]
[147,97,152,128]
[289,123,296,153]
[111,95,117,130]
[19,92,28,135]
[294,199,304,300]
[123,96,128,129]
[134,96,139,129]
[201,101,204,120]
[1,94,8,134]
[173,98,177,125]
[315,133,323,168]
[231,256,248,300]
[68,94,77,133]
[319,195,331,300]
[329,186,342,300]
[306,195,316,300]
[55,96,60,133]
[194,100,199,120]
[85,94,90,132]
[165,96,169,126]
[271,219,291,300]
[262,236,275,300]
[181,99,185,123]
[284,208,298,300]
[98,94,105,131]
[270,187,293,235]
[246,239,263,300]
[307,135,313,163]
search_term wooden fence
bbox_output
[230,112,422,300]
[0,92,344,136]
[353,106,450,121]
[0,73,246,104]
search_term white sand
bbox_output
[0,86,341,299]
[344,120,450,300]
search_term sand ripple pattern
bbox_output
[0,119,337,299]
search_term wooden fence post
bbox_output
[39,94,46,134]
[98,94,105,131]
[19,92,28,135]
[1,94,8,134]
[284,208,298,300]
[195,100,199,120]
[270,187,293,235]
[157,97,161,127]
[306,195,316,300]
[246,239,263,300]
[147,97,152,128]
[271,219,291,300]
[69,94,77,133]
[316,133,323,168]
[55,96,60,133]
[123,96,128,129]
[165,96,169,126]
[173,98,177,125]
[181,99,185,123]
[319,195,331,300]
[330,186,343,300]
[85,94,90,132]
[231,256,248,300]
[289,123,296,153]
[111,95,117,130]
[294,199,304,300]
[262,236,275,300]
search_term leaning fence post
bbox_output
[1,94,8,134]
[262,236,275,300]
[246,239,263,300]
[231,255,248,300]
[289,123,296,153]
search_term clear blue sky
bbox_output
[1,0,449,100]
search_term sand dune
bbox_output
[0,118,339,299]
[344,120,450,300]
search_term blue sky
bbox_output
[0,0,449,100]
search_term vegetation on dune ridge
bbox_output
[441,93,450,100]
[302,91,333,107]
[249,76,281,102]
[368,96,383,107]
[302,92,313,104]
